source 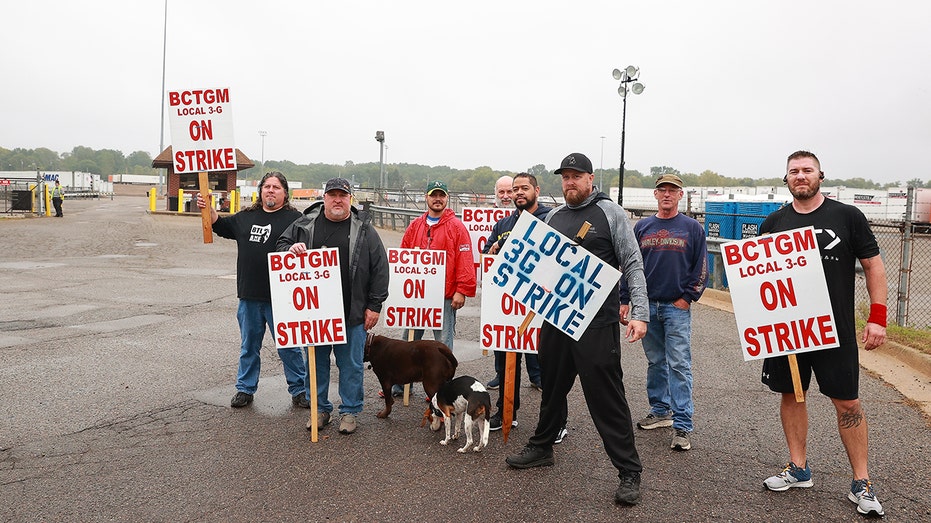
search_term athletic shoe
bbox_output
[230,391,253,408]
[291,393,310,409]
[486,377,500,390]
[848,479,884,517]
[489,412,517,431]
[763,461,813,491]
[338,414,357,434]
[505,444,554,469]
[637,412,673,430]
[614,471,642,505]
[671,429,691,451]
[308,411,330,431]
[554,426,568,444]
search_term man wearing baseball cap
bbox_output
[506,153,650,507]
[400,180,476,352]
[621,173,707,453]
[277,177,389,435]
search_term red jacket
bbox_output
[401,208,477,299]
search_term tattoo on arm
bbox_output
[838,406,864,429]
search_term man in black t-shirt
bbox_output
[759,151,887,518]
[196,172,309,410]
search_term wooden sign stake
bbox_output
[788,354,805,403]
[307,346,319,442]
[198,172,213,244]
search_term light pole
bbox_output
[599,135,606,191]
[612,66,645,207]
[158,0,168,196]
[375,130,385,202]
[258,130,267,172]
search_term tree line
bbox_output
[1,145,927,195]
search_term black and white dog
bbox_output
[428,376,491,453]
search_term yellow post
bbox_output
[177,188,184,214]
[44,184,51,217]
[251,190,257,205]
[149,188,156,212]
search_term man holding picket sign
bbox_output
[726,151,887,518]
[277,178,389,436]
[502,153,650,507]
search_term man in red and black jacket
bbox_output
[401,180,477,352]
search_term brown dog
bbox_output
[364,333,457,419]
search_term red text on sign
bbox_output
[383,306,442,328]
[168,89,229,106]
[723,228,816,265]
[743,315,836,357]
[276,318,345,346]
[174,148,235,173]
[481,324,539,352]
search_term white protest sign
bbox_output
[486,211,621,341]
[381,248,446,329]
[167,87,236,173]
[480,254,542,354]
[722,226,839,361]
[461,206,513,266]
[267,248,346,349]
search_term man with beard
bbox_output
[760,151,887,518]
[482,173,568,441]
[400,180,476,351]
[195,172,309,410]
[505,153,649,507]
[277,177,389,435]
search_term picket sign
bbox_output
[382,247,447,406]
[721,226,838,402]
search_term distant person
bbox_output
[51,180,64,217]
[195,172,309,410]
[493,174,514,208]
[400,180,476,350]
[621,174,707,452]
[759,151,887,518]
[277,177,389,435]
[505,153,649,506]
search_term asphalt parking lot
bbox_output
[1,196,928,522]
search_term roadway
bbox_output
[0,196,928,522]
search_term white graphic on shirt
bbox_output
[815,228,840,250]
[249,224,272,243]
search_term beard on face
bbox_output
[789,182,819,200]
[515,194,537,211]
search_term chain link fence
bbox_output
[859,223,931,329]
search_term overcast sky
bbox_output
[2,1,929,184]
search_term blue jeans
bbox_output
[235,299,307,397]
[408,298,456,350]
[310,323,365,415]
[642,301,694,432]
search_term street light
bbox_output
[375,130,385,200]
[258,130,267,171]
[612,65,645,207]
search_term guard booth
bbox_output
[151,146,255,212]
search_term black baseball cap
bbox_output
[554,153,593,174]
[324,177,352,194]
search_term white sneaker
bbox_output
[554,426,568,444]
[848,479,884,517]
[763,461,813,491]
